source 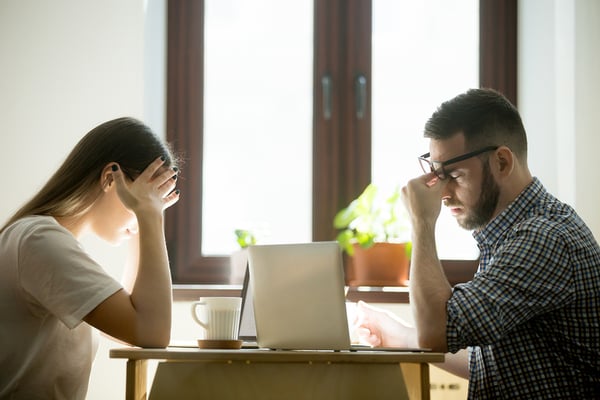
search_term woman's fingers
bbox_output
[137,156,167,182]
[154,167,178,196]
[110,163,137,207]
[111,156,181,213]
[163,188,180,210]
[152,165,180,211]
[110,163,125,184]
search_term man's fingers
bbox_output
[356,327,381,347]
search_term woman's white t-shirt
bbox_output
[0,216,122,399]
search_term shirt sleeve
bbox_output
[446,219,575,353]
[18,220,123,329]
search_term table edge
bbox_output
[109,347,445,364]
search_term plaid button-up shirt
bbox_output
[446,178,600,399]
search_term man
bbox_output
[356,88,600,398]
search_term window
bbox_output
[371,0,479,259]
[166,0,517,284]
[201,1,313,256]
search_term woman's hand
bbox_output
[353,301,418,348]
[111,156,180,215]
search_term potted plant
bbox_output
[333,183,412,286]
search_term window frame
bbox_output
[165,0,517,287]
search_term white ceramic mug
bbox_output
[190,297,242,340]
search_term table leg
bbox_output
[420,363,431,400]
[125,359,148,400]
[400,363,431,400]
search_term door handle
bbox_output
[321,75,332,120]
[355,74,367,119]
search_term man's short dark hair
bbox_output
[424,88,528,161]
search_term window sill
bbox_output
[173,284,242,302]
[173,284,409,303]
[172,259,478,304]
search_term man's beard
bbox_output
[457,160,500,230]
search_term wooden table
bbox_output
[110,347,444,400]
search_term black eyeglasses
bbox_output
[418,145,499,180]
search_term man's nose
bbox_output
[441,183,453,202]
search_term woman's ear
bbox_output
[101,163,116,191]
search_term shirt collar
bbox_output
[473,177,545,246]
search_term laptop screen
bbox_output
[238,263,257,341]
[247,241,352,350]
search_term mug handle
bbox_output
[190,301,208,329]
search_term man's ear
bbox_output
[494,146,514,177]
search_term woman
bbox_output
[0,117,180,399]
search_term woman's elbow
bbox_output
[129,320,171,348]
[131,330,171,348]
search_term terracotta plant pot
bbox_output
[346,242,410,286]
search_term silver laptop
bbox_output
[247,241,428,352]
[248,241,352,350]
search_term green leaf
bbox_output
[333,200,360,228]
[336,230,355,255]
[332,183,411,254]
[234,229,257,248]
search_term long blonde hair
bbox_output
[1,117,178,233]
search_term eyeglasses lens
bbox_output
[419,157,431,174]
[419,157,445,179]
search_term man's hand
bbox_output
[353,301,418,348]
[401,172,447,229]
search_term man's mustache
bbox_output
[443,200,462,208]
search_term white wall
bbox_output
[0,1,165,398]
[1,1,599,399]
[573,1,600,238]
[519,0,600,239]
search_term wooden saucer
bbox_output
[197,339,243,349]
